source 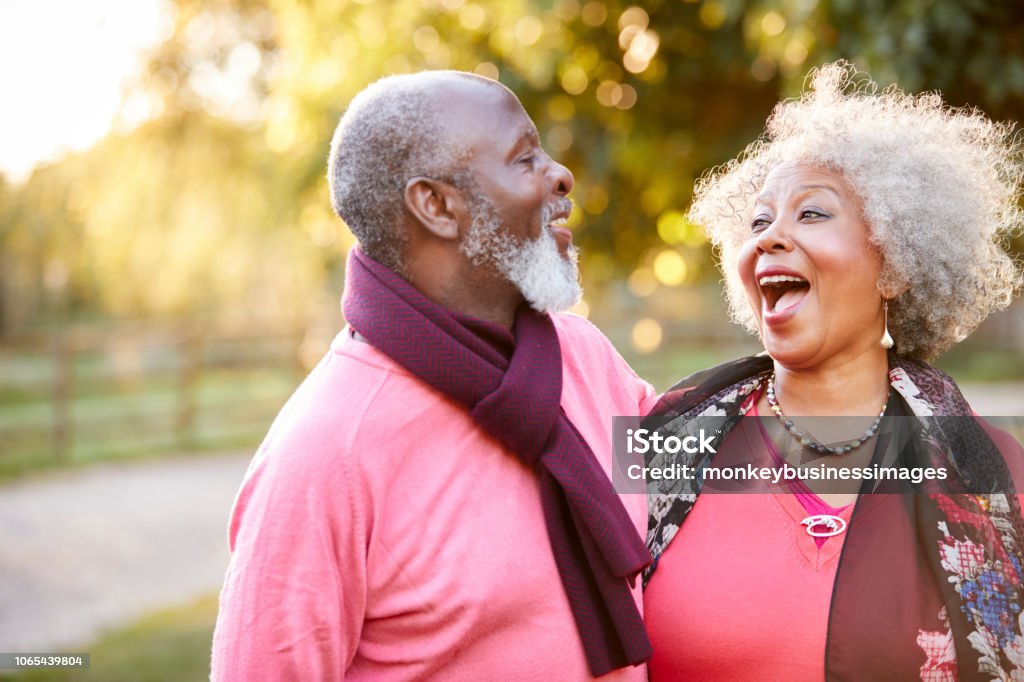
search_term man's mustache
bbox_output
[542,198,575,224]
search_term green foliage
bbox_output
[1,0,1022,333]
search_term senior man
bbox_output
[211,71,656,680]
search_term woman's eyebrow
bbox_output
[756,184,842,204]
[796,183,841,199]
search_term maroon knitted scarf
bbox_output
[341,248,652,675]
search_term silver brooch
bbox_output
[801,514,847,537]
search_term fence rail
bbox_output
[0,320,313,472]
[2,293,1022,475]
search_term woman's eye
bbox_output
[800,209,828,220]
[751,216,772,231]
[518,154,536,165]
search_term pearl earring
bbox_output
[881,300,894,349]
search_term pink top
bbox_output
[645,394,1024,681]
[752,403,850,548]
[211,313,658,681]
[645,410,853,682]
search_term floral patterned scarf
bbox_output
[644,353,1024,680]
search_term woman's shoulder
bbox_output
[647,353,772,418]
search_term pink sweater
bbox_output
[644,415,853,682]
[211,313,657,681]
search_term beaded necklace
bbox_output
[765,372,887,455]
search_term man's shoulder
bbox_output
[550,312,630,372]
[289,332,404,421]
[550,310,606,340]
[550,312,656,412]
[255,332,449,466]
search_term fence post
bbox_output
[51,329,73,463]
[176,326,203,448]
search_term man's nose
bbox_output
[548,158,574,197]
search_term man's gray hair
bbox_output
[327,72,479,271]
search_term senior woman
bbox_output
[642,62,1024,680]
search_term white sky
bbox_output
[0,0,172,183]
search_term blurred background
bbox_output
[1,0,1022,679]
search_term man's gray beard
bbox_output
[459,197,582,314]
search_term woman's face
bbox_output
[737,163,885,370]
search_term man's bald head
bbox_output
[327,71,510,272]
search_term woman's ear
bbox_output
[877,267,911,300]
[880,281,911,300]
[404,177,465,241]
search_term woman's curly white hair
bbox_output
[690,61,1024,361]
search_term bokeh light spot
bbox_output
[761,11,786,37]
[569,298,590,318]
[627,267,658,297]
[474,61,500,80]
[413,26,440,53]
[631,318,663,354]
[561,66,589,95]
[514,16,543,45]
[581,1,607,27]
[554,0,581,21]
[547,125,573,152]
[618,6,649,31]
[784,39,808,65]
[616,83,637,109]
[596,80,621,107]
[548,95,575,121]
[653,249,687,286]
[459,3,486,30]
[699,1,727,29]
[657,210,687,244]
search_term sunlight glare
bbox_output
[0,0,173,182]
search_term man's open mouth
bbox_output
[758,274,810,312]
[546,214,569,229]
[543,202,574,254]
[544,201,572,230]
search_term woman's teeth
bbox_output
[758,274,806,287]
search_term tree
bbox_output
[2,0,1021,334]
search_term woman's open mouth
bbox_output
[759,274,810,315]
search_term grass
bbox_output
[0,595,218,682]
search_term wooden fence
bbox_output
[0,319,315,468]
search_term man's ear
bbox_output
[404,177,465,241]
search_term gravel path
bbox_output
[0,452,250,653]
